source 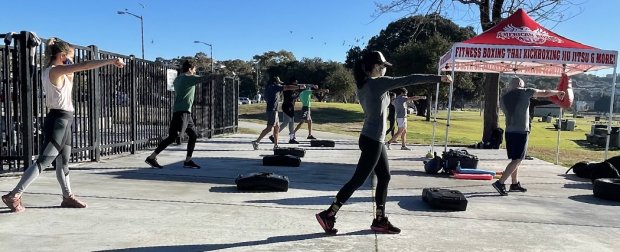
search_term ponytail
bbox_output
[353,60,367,89]
[45,37,73,66]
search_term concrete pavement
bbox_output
[1,122,619,252]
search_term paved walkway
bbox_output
[1,122,618,251]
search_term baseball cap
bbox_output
[363,51,392,66]
[272,76,284,84]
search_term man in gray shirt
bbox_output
[492,77,565,196]
[385,87,425,150]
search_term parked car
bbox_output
[238,97,252,105]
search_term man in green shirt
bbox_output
[145,60,213,169]
[294,85,328,139]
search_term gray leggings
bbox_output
[279,113,295,135]
[13,110,73,197]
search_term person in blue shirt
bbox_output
[251,76,305,150]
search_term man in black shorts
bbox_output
[493,77,565,195]
[252,77,305,150]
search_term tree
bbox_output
[345,14,478,120]
[325,66,356,103]
[594,95,611,113]
[375,0,578,143]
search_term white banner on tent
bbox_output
[439,43,617,76]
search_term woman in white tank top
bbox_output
[2,37,125,213]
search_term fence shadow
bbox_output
[97,156,365,192]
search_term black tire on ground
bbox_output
[593,178,620,201]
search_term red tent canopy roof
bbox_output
[463,9,593,49]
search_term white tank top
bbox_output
[42,66,74,112]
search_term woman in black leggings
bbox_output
[2,37,125,213]
[315,51,451,234]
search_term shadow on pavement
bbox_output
[568,194,620,206]
[243,194,448,213]
[563,183,593,190]
[96,230,373,252]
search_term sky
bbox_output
[2,0,618,75]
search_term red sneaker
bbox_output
[60,194,88,208]
[370,216,401,234]
[2,194,25,213]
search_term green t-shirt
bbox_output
[299,90,312,107]
[173,74,204,112]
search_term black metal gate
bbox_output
[1,31,239,173]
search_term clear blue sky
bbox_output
[2,0,618,74]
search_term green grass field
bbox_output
[240,102,620,167]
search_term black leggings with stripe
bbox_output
[336,135,391,207]
[13,109,73,197]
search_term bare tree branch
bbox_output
[455,0,483,5]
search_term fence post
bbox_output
[130,56,137,154]
[235,77,239,132]
[88,45,101,161]
[210,79,215,138]
[18,31,34,167]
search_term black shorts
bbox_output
[505,132,528,160]
[169,111,195,135]
[300,106,311,121]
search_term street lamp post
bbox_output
[253,60,260,100]
[193,41,213,73]
[117,10,144,59]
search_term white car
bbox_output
[238,97,252,105]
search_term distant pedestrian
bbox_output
[252,77,305,150]
[315,51,451,234]
[144,60,214,169]
[492,77,565,196]
[385,92,396,139]
[385,87,425,150]
[293,84,328,139]
[2,37,125,213]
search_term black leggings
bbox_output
[154,112,197,157]
[386,118,395,137]
[336,135,391,207]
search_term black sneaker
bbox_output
[492,181,508,196]
[288,139,299,144]
[145,157,163,169]
[370,216,401,234]
[307,135,316,140]
[268,135,275,143]
[315,210,338,235]
[183,160,201,169]
[509,182,527,192]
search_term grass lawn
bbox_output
[240,102,620,167]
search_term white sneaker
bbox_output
[400,146,411,150]
[251,141,259,150]
[385,142,391,150]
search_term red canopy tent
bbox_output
[431,9,618,161]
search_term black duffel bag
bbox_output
[442,149,479,173]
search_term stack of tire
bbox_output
[567,156,620,202]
